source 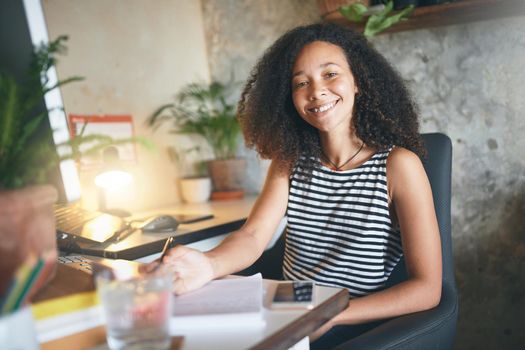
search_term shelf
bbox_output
[322,0,525,34]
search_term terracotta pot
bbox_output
[317,0,371,17]
[207,158,246,192]
[0,185,58,302]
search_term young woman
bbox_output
[162,23,442,348]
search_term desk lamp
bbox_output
[94,146,132,217]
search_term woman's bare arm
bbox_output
[164,160,290,294]
[205,161,290,279]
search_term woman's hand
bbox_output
[162,245,215,295]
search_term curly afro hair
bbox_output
[237,23,424,173]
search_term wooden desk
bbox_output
[63,196,257,260]
[35,265,349,350]
[178,280,349,350]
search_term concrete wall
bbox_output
[201,1,525,348]
[372,19,525,349]
[42,0,210,211]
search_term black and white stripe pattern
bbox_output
[283,150,402,297]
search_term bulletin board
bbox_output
[68,114,137,169]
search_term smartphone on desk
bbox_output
[173,213,214,224]
[271,280,315,309]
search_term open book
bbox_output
[30,264,102,343]
[170,274,265,330]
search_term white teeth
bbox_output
[311,101,336,113]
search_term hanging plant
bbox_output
[339,0,414,38]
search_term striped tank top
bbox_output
[282,149,403,297]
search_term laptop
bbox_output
[54,204,126,245]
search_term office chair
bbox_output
[244,132,458,349]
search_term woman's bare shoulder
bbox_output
[386,146,428,200]
[387,146,421,167]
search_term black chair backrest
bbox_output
[386,133,455,289]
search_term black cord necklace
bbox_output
[322,141,364,171]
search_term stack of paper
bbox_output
[32,290,102,343]
[171,274,265,330]
[30,263,102,343]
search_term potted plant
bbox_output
[168,146,211,204]
[148,81,245,200]
[0,36,149,309]
[338,0,415,37]
[0,36,78,307]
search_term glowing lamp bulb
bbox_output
[94,170,133,190]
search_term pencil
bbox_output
[141,236,174,275]
[159,236,174,264]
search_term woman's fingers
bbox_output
[173,276,189,295]
[172,274,209,295]
[164,244,188,260]
[160,245,214,294]
[139,260,160,274]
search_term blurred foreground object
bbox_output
[0,185,58,312]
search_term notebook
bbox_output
[171,274,265,330]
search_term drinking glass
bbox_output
[96,268,173,350]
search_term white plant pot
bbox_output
[179,177,212,204]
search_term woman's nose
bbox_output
[308,81,327,100]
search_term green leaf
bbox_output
[148,103,175,127]
[42,76,84,94]
[364,2,413,38]
[0,74,19,156]
[148,80,241,160]
[12,112,47,157]
[339,3,368,22]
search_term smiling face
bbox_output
[291,41,358,135]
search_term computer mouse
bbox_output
[141,215,180,232]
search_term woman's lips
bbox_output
[307,99,339,113]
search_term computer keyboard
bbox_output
[57,254,94,274]
[58,255,145,278]
[54,204,99,234]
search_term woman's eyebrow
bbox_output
[321,62,340,68]
[292,62,341,78]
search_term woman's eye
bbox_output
[325,72,338,78]
[294,81,308,89]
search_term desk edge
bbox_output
[250,288,349,350]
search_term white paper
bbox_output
[34,305,103,343]
[171,274,265,330]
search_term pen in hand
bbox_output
[159,236,174,263]
[148,236,174,273]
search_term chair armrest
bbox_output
[334,283,458,350]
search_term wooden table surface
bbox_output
[33,264,349,350]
